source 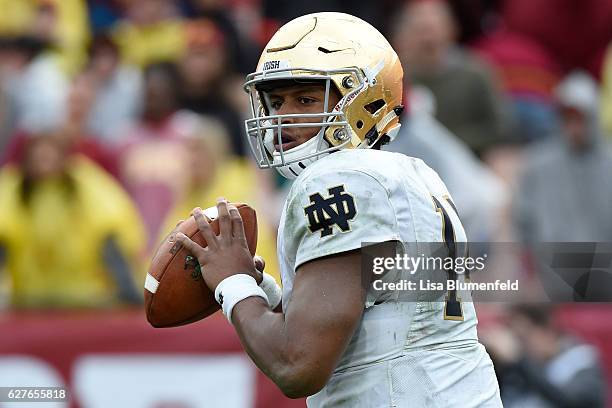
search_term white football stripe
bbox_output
[144,273,160,293]
[203,206,219,220]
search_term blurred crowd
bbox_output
[1,0,611,302]
[0,0,282,309]
[0,0,611,404]
[480,304,607,408]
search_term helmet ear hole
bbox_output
[356,120,364,129]
[364,99,386,114]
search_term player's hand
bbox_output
[176,199,262,291]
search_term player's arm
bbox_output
[176,201,366,398]
[253,255,282,313]
[232,249,365,398]
[177,170,399,397]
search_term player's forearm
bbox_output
[232,297,323,398]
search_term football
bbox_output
[145,203,258,328]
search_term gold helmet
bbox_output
[244,12,404,179]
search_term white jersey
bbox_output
[277,149,502,407]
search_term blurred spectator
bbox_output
[0,0,37,36]
[500,0,612,78]
[0,35,68,138]
[0,37,19,151]
[0,133,145,308]
[445,0,501,44]
[160,115,280,281]
[601,44,612,138]
[112,0,185,67]
[3,73,118,178]
[36,0,90,75]
[115,62,197,251]
[84,33,142,144]
[482,305,606,408]
[513,72,612,242]
[88,0,124,33]
[386,86,507,241]
[178,19,245,156]
[0,0,90,75]
[392,0,508,157]
[186,0,260,74]
[475,31,562,143]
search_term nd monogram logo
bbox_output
[304,185,357,237]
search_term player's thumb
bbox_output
[254,255,266,272]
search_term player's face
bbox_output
[262,84,341,152]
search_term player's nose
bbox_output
[278,108,296,123]
[275,101,299,120]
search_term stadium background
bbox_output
[0,0,611,406]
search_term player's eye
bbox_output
[298,96,317,105]
[269,100,283,111]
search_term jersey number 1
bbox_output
[432,196,465,321]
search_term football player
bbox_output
[177,12,502,407]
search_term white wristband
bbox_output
[259,272,282,310]
[214,274,269,324]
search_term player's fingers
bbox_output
[190,207,211,222]
[229,206,248,246]
[175,232,208,262]
[217,198,232,241]
[254,255,266,272]
[193,207,219,250]
[167,219,185,242]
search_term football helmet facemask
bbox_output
[244,12,404,179]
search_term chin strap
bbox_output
[364,105,404,147]
[274,136,331,179]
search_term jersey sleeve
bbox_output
[284,169,402,269]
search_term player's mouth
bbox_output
[274,134,299,151]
